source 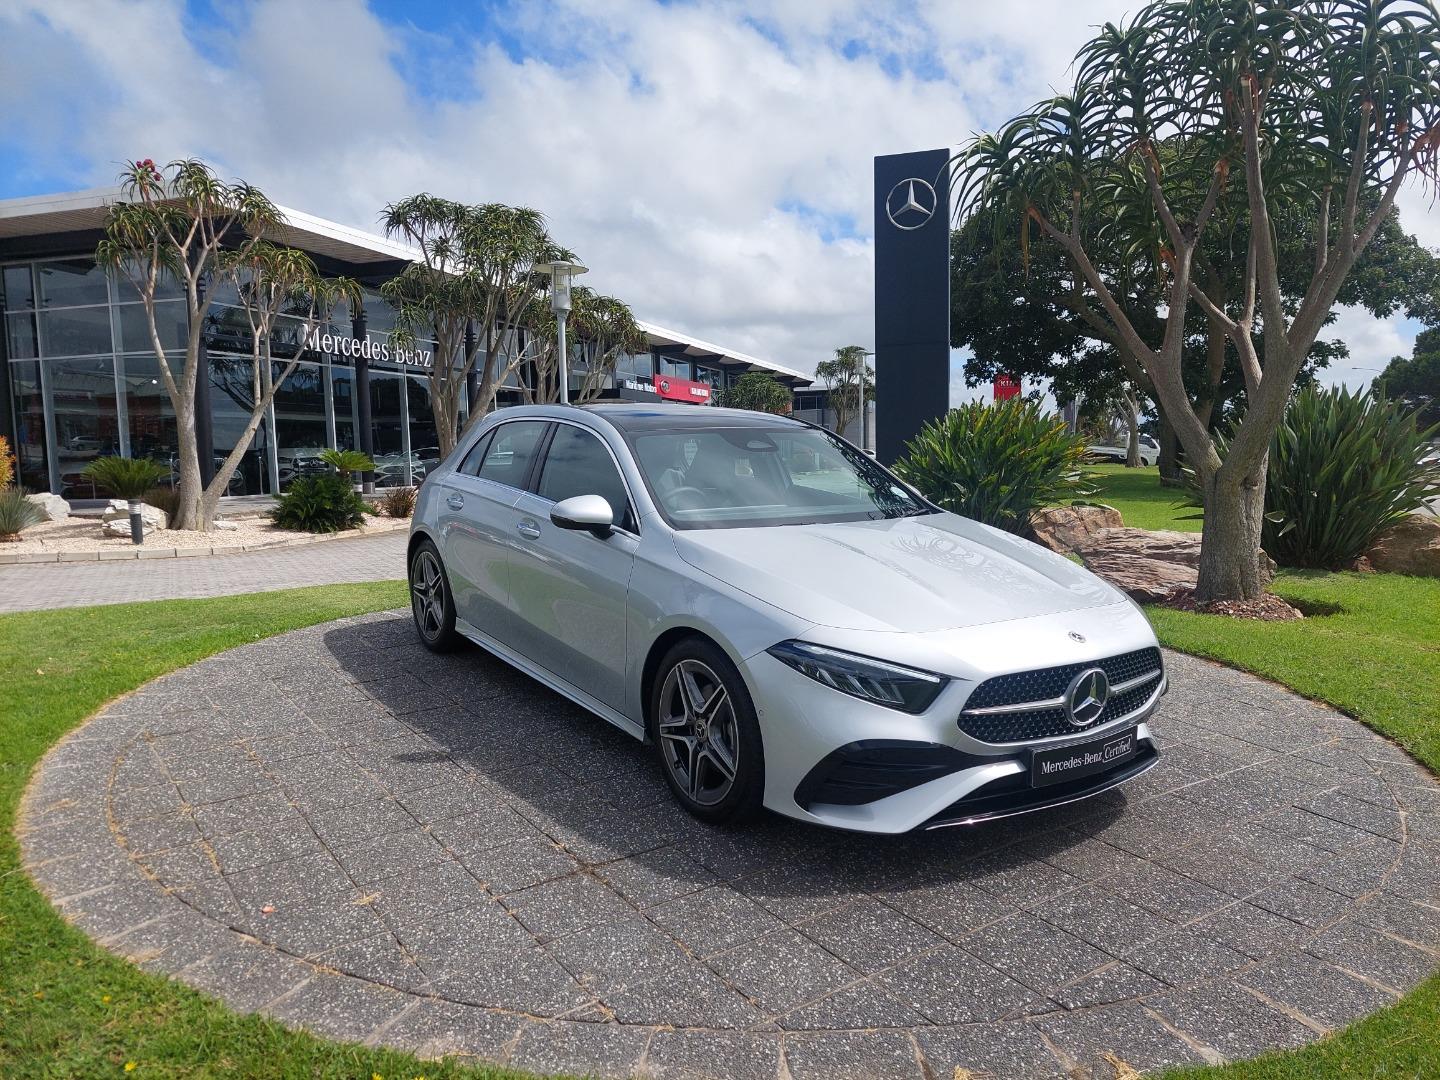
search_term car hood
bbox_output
[671,512,1125,633]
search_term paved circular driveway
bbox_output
[20,612,1440,1079]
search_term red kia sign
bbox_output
[652,374,712,403]
[993,374,1021,401]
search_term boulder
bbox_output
[1069,526,1277,602]
[102,517,150,539]
[1071,527,1202,603]
[100,499,167,531]
[25,493,70,522]
[1365,515,1440,578]
[1029,504,1124,554]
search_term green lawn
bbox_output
[0,583,533,1080]
[2,574,1437,1078]
[1086,462,1202,532]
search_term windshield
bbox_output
[630,425,932,529]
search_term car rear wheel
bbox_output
[409,539,460,653]
[649,638,765,825]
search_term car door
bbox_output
[507,422,639,709]
[438,420,548,644]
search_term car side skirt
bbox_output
[455,616,645,741]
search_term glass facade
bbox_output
[2,256,455,498]
[3,251,781,500]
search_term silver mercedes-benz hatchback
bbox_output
[408,404,1164,834]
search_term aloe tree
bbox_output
[95,159,284,531]
[815,346,874,439]
[200,243,358,524]
[381,196,564,456]
[953,0,1440,601]
[525,286,648,404]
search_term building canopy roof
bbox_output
[0,187,809,386]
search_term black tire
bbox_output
[409,538,461,653]
[648,636,765,825]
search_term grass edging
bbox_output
[0,583,532,1079]
[1149,569,1440,1079]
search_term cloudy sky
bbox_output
[1,0,1432,401]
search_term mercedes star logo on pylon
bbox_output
[1064,667,1110,727]
[885,177,938,230]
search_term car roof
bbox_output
[580,403,808,433]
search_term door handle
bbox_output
[517,519,542,540]
[446,493,464,511]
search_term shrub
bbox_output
[82,456,167,500]
[319,448,375,475]
[714,372,793,414]
[1254,386,1439,569]
[0,435,14,490]
[143,486,179,520]
[380,485,417,518]
[270,473,367,533]
[0,488,43,541]
[894,399,1093,534]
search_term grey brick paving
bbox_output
[0,531,406,612]
[17,613,1440,1079]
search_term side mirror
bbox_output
[550,494,614,536]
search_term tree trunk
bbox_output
[1195,461,1270,602]
[1156,411,1183,487]
[168,402,206,531]
[1122,393,1141,468]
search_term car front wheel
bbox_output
[649,638,765,825]
[409,538,460,653]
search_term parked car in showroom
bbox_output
[408,405,1165,833]
[1087,433,1160,466]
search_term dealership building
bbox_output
[0,188,811,498]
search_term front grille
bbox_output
[957,647,1163,744]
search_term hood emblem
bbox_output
[1065,667,1110,727]
[1068,631,1086,643]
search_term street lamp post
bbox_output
[860,350,875,455]
[534,260,588,404]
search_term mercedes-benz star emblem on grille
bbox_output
[885,178,938,231]
[1064,667,1110,727]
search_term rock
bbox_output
[102,517,150,539]
[212,519,239,531]
[1029,504,1124,554]
[1072,527,1202,602]
[1365,515,1440,577]
[1070,526,1278,601]
[25,493,70,522]
[100,499,167,531]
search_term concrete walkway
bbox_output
[0,531,407,613]
[19,613,1440,1079]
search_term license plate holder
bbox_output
[1031,729,1137,787]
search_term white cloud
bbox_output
[0,0,1429,396]
[1321,306,1415,392]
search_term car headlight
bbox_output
[766,640,947,714]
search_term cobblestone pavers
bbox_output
[0,531,408,612]
[19,612,1440,1079]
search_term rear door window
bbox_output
[475,421,547,490]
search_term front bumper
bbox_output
[743,623,1166,835]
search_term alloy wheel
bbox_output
[410,549,446,640]
[657,659,741,807]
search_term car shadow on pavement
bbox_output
[319,617,1131,911]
